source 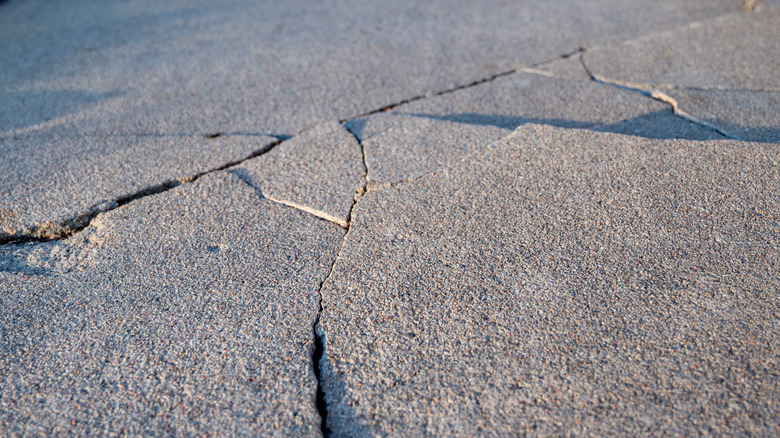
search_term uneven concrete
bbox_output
[584,5,780,141]
[2,1,778,435]
[319,124,780,436]
[232,122,365,227]
[0,133,278,242]
[349,60,720,185]
[0,0,743,239]
[0,172,344,436]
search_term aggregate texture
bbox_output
[318,124,780,436]
[0,172,344,436]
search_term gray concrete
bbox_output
[2,1,778,436]
[0,0,742,240]
[584,5,780,90]
[319,124,780,436]
[232,122,364,227]
[349,61,720,185]
[671,89,780,142]
[0,133,277,241]
[0,172,344,436]
[584,5,780,141]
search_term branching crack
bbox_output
[309,123,368,437]
[579,55,737,140]
[0,137,285,245]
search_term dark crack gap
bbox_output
[309,123,368,436]
[0,137,285,245]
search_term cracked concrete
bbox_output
[318,124,780,436]
[1,172,345,435]
[231,122,364,228]
[2,0,779,436]
[584,4,780,141]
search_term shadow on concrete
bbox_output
[402,110,727,141]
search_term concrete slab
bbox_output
[584,7,780,90]
[232,122,365,227]
[0,0,742,238]
[349,66,720,185]
[0,171,344,435]
[671,89,780,142]
[0,133,278,242]
[318,124,780,436]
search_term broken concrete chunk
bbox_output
[318,124,780,436]
[0,171,345,435]
[232,122,364,227]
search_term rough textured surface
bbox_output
[348,115,512,186]
[670,89,780,142]
[349,65,720,185]
[319,125,780,436]
[0,0,742,237]
[583,6,780,142]
[584,6,780,90]
[3,1,779,435]
[0,172,344,436]
[232,122,364,226]
[0,133,277,241]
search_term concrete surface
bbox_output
[1,0,778,436]
[584,3,780,141]
[319,124,779,436]
[0,0,741,238]
[1,172,344,435]
[232,122,365,227]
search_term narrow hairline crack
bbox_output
[309,123,368,437]
[578,55,737,140]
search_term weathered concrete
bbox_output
[0,172,344,435]
[232,122,365,227]
[584,5,780,141]
[349,61,720,185]
[0,0,743,238]
[319,125,780,436]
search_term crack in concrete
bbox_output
[227,172,350,229]
[308,123,369,436]
[1,46,598,247]
[340,69,517,123]
[579,55,737,140]
[0,137,286,245]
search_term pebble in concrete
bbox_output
[0,172,344,435]
[318,124,780,436]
